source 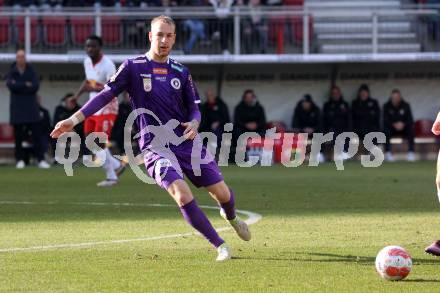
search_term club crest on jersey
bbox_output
[171,78,181,90]
[143,77,152,92]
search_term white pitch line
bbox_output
[0,201,262,253]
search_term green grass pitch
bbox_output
[1,162,440,292]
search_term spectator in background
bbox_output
[182,0,208,54]
[112,92,136,155]
[53,93,84,155]
[62,0,95,7]
[41,0,63,10]
[200,87,230,149]
[323,85,350,160]
[383,89,415,162]
[37,95,51,159]
[292,94,324,162]
[6,49,50,169]
[53,93,82,126]
[9,0,39,10]
[291,94,320,134]
[351,84,380,140]
[231,89,266,162]
[243,0,268,54]
[234,89,267,136]
[183,19,206,54]
[209,0,234,54]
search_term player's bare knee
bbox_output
[167,180,194,206]
[208,182,230,203]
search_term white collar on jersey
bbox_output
[145,51,169,64]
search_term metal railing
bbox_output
[1,5,440,61]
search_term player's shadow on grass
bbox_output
[304,252,440,266]
[402,279,440,283]
[234,252,440,266]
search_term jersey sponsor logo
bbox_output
[109,63,125,82]
[153,68,168,75]
[171,78,181,90]
[155,76,167,82]
[171,63,183,72]
[143,77,152,92]
[140,73,151,78]
[133,59,147,63]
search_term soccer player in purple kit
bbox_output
[51,15,250,261]
[425,111,440,256]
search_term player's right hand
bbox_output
[432,120,440,136]
[50,119,74,139]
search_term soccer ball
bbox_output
[375,245,412,281]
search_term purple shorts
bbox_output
[143,145,223,190]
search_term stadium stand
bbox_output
[0,17,11,46]
[307,0,422,54]
[70,17,95,46]
[42,16,68,46]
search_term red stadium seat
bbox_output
[290,15,313,44]
[283,0,304,5]
[414,119,435,138]
[15,17,39,45]
[0,123,14,144]
[0,17,11,46]
[70,17,94,46]
[246,133,305,164]
[42,16,68,46]
[102,17,123,46]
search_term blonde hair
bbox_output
[151,15,176,30]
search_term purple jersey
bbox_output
[81,54,201,151]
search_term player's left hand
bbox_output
[181,120,199,140]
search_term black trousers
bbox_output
[13,122,44,162]
[384,125,415,152]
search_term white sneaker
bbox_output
[334,153,343,161]
[407,152,416,162]
[216,243,232,262]
[220,209,251,241]
[38,160,51,169]
[385,152,395,162]
[97,179,118,187]
[318,152,325,163]
[16,160,25,169]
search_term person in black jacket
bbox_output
[199,88,230,156]
[37,95,51,158]
[292,94,324,162]
[323,85,351,159]
[231,89,266,163]
[6,49,50,169]
[352,84,381,140]
[234,89,266,136]
[291,94,321,134]
[111,92,137,155]
[53,93,85,157]
[383,89,415,162]
[200,87,230,138]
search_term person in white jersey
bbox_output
[73,35,126,187]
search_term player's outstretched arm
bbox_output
[433,112,440,135]
[50,111,85,138]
